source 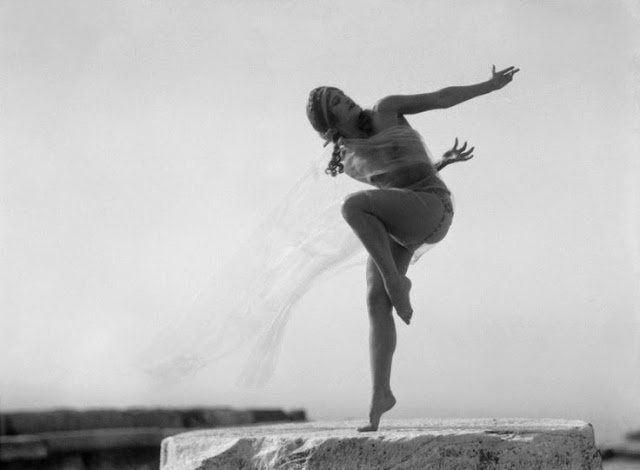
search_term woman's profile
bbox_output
[305,65,519,432]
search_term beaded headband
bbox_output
[318,87,331,133]
[307,86,339,146]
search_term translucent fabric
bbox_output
[340,125,454,262]
[136,125,451,387]
[340,125,449,192]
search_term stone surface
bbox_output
[161,418,603,470]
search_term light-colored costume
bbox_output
[340,125,454,257]
[137,125,453,386]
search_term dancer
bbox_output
[306,65,519,432]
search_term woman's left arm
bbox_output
[376,65,519,115]
[437,65,519,109]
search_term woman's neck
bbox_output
[338,122,367,139]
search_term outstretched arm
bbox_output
[376,65,519,115]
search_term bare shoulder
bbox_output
[371,96,399,114]
[372,92,446,116]
[369,99,405,130]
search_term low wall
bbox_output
[0,407,306,470]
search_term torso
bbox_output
[362,105,438,190]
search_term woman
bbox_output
[306,65,519,432]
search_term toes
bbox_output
[357,424,378,432]
[396,305,413,324]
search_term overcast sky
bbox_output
[1,0,639,442]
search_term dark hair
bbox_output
[306,87,374,177]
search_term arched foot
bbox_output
[385,276,413,325]
[356,391,396,433]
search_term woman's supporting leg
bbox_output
[358,241,414,432]
[341,189,443,324]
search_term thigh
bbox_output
[347,188,446,249]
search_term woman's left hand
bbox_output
[442,138,474,164]
[490,64,520,90]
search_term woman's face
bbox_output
[326,89,361,129]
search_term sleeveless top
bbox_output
[340,125,450,194]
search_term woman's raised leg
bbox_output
[357,241,414,432]
[341,189,443,324]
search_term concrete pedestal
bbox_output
[160,418,602,469]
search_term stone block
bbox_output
[161,418,602,469]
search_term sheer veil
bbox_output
[135,128,445,387]
[135,146,371,387]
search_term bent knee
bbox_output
[341,192,372,220]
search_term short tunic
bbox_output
[340,124,454,256]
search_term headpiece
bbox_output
[307,86,339,146]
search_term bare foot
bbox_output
[357,390,396,432]
[385,276,413,324]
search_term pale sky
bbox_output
[1,0,639,443]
